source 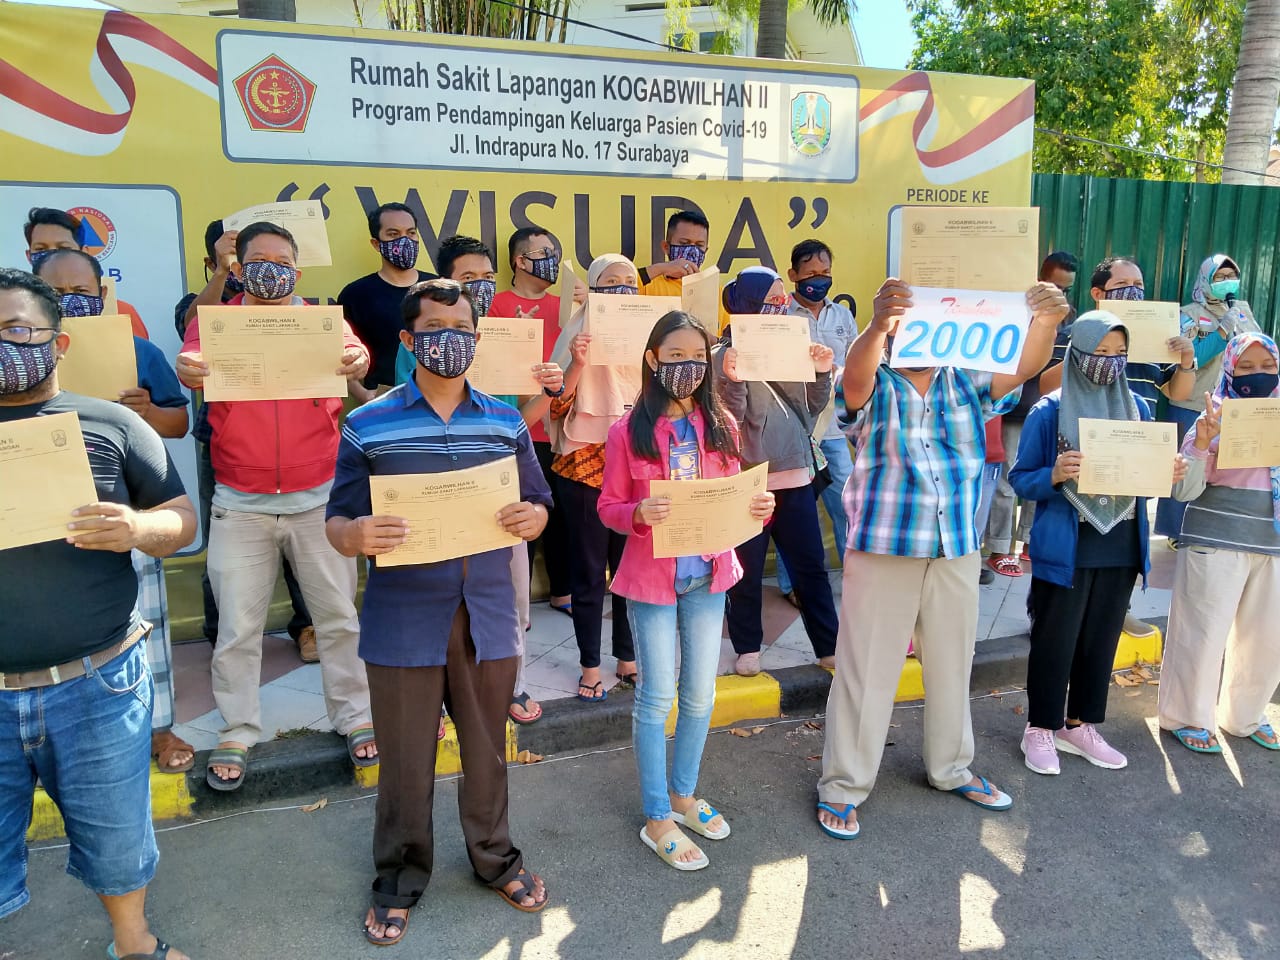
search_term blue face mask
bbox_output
[1230,371,1279,399]
[28,249,57,270]
[795,276,833,303]
[669,244,707,269]
[59,293,104,318]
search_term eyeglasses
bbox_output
[524,247,556,260]
[0,325,58,344]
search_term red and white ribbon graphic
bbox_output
[860,72,1035,185]
[0,11,217,157]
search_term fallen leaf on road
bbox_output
[729,728,753,738]
[301,797,328,813]
[515,750,544,764]
[1115,674,1140,687]
[1146,679,1160,686]
[752,726,766,734]
[804,720,823,730]
[1132,666,1154,681]
[1013,705,1025,716]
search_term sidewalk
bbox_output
[168,542,1178,752]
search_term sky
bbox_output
[852,1,918,70]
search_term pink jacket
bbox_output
[598,410,745,604]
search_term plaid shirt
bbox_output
[844,365,1016,559]
[133,550,174,731]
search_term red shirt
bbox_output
[490,290,564,442]
[985,416,1005,465]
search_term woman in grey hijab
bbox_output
[1009,313,1187,777]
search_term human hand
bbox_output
[1172,454,1189,485]
[338,346,370,380]
[634,496,671,526]
[118,387,152,420]
[1169,337,1196,368]
[532,362,563,393]
[810,343,835,374]
[350,516,410,556]
[1027,282,1070,326]
[214,230,238,272]
[720,346,741,383]
[1051,450,1083,486]
[66,502,141,552]
[497,502,547,540]
[1194,392,1221,450]
[569,333,590,366]
[176,351,209,387]
[749,491,775,521]
[872,279,912,333]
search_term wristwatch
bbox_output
[543,383,566,398]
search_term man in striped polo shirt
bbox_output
[816,276,1069,840]
[325,279,553,947]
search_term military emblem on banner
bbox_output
[790,91,832,157]
[233,55,317,133]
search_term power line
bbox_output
[1036,126,1274,180]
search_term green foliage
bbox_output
[908,0,1242,181]
[381,0,575,42]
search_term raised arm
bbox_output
[843,278,908,413]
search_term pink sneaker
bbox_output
[1021,725,1060,775]
[1055,723,1127,769]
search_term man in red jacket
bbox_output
[176,221,375,791]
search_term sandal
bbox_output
[493,868,549,912]
[987,555,1023,578]
[107,939,175,959]
[364,905,409,946]
[509,692,543,725]
[1247,723,1280,750]
[950,776,1012,811]
[205,746,247,792]
[679,799,730,840]
[639,823,708,871]
[550,600,573,617]
[151,730,194,774]
[816,802,860,840]
[576,677,607,702]
[614,671,639,689]
[346,725,378,768]
[1171,727,1222,754]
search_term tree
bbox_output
[755,0,854,59]
[376,0,573,40]
[908,0,1241,180]
[1182,0,1280,184]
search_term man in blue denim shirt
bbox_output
[0,269,196,960]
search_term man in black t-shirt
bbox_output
[0,269,196,960]
[337,201,436,393]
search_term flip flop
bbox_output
[151,730,195,775]
[615,671,639,689]
[639,824,709,871]
[550,601,573,617]
[680,799,731,840]
[205,746,247,792]
[987,555,1023,578]
[508,692,543,725]
[346,725,378,768]
[364,905,408,946]
[107,938,175,959]
[493,868,549,912]
[1248,723,1280,750]
[816,801,860,840]
[1171,727,1222,754]
[950,776,1013,811]
[576,677,607,702]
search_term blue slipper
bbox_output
[1248,723,1280,750]
[575,678,607,702]
[950,776,1012,811]
[550,601,573,617]
[816,802,860,839]
[1172,727,1222,754]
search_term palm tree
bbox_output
[756,0,854,59]
[1180,0,1280,184]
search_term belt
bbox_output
[0,624,147,691]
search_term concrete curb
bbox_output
[26,622,1166,841]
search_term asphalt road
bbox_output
[5,684,1277,960]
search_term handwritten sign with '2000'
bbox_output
[889,288,1031,375]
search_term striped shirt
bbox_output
[326,377,552,667]
[844,365,1016,559]
[1175,430,1280,555]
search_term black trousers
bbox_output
[554,474,634,669]
[528,440,572,599]
[1026,567,1137,730]
[726,484,839,658]
[198,439,311,644]
[366,605,522,909]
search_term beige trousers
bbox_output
[510,545,530,697]
[820,550,980,807]
[208,505,371,746]
[1158,545,1280,737]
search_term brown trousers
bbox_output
[366,604,521,909]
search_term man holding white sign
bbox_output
[816,276,1068,840]
[325,278,553,943]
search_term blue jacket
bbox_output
[1009,393,1152,589]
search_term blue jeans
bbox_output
[628,583,726,821]
[0,642,157,918]
[976,462,1003,541]
[777,437,853,595]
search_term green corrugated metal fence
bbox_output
[1033,174,1280,336]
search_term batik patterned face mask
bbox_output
[655,359,707,400]
[412,328,476,379]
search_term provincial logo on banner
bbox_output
[233,55,316,132]
[790,91,832,157]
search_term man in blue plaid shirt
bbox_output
[816,277,1069,840]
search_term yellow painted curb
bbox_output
[1114,626,1163,669]
[353,717,517,789]
[26,763,194,843]
[664,673,782,736]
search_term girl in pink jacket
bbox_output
[598,310,774,872]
